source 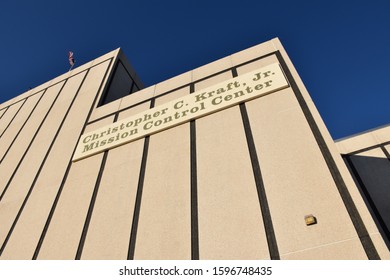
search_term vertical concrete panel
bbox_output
[0,108,6,119]
[2,72,86,259]
[118,86,155,112]
[195,72,232,91]
[155,87,189,104]
[236,55,278,75]
[154,72,192,96]
[0,92,43,158]
[231,39,276,66]
[129,90,190,260]
[0,82,67,254]
[81,103,150,260]
[134,124,191,260]
[245,89,366,259]
[0,82,65,195]
[192,56,232,81]
[310,96,383,246]
[130,88,192,259]
[34,61,113,259]
[0,100,24,136]
[36,154,104,259]
[196,106,269,259]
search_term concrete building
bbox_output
[0,38,388,260]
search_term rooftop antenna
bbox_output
[68,51,75,71]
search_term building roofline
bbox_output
[335,123,390,143]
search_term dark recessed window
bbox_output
[345,153,390,250]
[99,60,140,106]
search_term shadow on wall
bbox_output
[343,154,390,250]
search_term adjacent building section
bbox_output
[337,125,390,255]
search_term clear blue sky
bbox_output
[0,1,389,139]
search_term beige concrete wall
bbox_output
[133,89,191,260]
[270,40,389,259]
[134,123,191,260]
[245,89,366,259]
[0,73,86,259]
[0,91,44,159]
[34,61,114,259]
[193,71,270,259]
[0,100,24,135]
[0,108,6,119]
[0,82,66,258]
[196,106,270,259]
[36,152,105,259]
[0,82,65,195]
[0,57,114,260]
[81,102,150,260]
